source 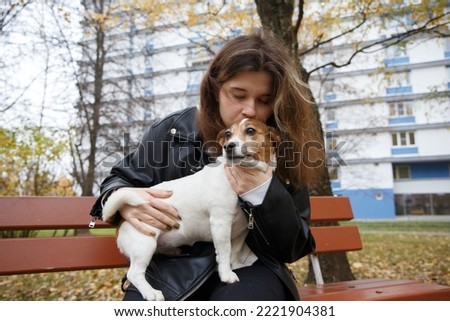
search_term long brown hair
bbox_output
[198,28,324,189]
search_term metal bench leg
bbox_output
[310,254,324,285]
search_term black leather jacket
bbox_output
[90,107,315,300]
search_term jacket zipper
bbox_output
[88,217,98,228]
[248,211,254,229]
[244,207,270,246]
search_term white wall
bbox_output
[394,179,450,194]
[416,129,450,156]
[340,163,394,190]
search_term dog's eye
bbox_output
[246,128,256,136]
[224,130,232,138]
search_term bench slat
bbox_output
[0,236,128,275]
[299,278,420,296]
[1,196,449,301]
[0,196,111,230]
[310,196,354,222]
[311,225,362,253]
[0,196,354,226]
[299,278,450,300]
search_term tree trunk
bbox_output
[82,25,105,196]
[254,0,355,284]
[76,0,107,196]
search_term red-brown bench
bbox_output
[300,197,450,300]
[0,196,449,300]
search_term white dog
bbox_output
[102,118,280,300]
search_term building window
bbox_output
[386,45,406,58]
[388,101,415,125]
[144,35,154,55]
[323,79,336,101]
[445,39,450,58]
[144,110,153,122]
[187,47,211,67]
[391,132,418,155]
[385,45,409,66]
[327,109,336,121]
[393,165,411,179]
[446,66,450,89]
[390,71,410,87]
[186,83,200,92]
[328,166,339,180]
[144,88,153,97]
[389,101,412,116]
[328,166,341,190]
[387,11,413,28]
[395,193,450,216]
[144,78,153,97]
[325,109,337,129]
[326,136,338,150]
[386,71,412,94]
[322,50,334,74]
[231,28,242,37]
[392,132,415,146]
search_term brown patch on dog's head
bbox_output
[221,118,280,167]
[205,128,226,159]
[216,128,227,148]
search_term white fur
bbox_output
[102,119,277,301]
[103,156,257,301]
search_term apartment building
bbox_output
[78,5,243,187]
[305,2,450,218]
[80,1,450,218]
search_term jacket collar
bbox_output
[166,107,202,143]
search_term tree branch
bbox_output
[306,11,450,76]
[0,1,32,33]
[293,0,304,38]
[299,1,371,57]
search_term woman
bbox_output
[90,28,324,300]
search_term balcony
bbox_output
[386,86,413,95]
[391,146,418,155]
[324,93,337,102]
[388,116,416,125]
[325,120,338,129]
[384,56,410,67]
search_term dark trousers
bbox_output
[123,260,288,301]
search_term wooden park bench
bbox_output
[299,197,450,300]
[0,196,449,300]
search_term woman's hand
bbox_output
[118,187,180,237]
[224,165,273,196]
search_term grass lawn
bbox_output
[342,220,450,233]
[1,220,448,300]
[289,220,449,288]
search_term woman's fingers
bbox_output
[144,188,181,220]
[126,216,157,237]
[144,199,180,230]
[117,187,181,236]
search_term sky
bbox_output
[0,1,83,130]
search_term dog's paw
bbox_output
[142,289,165,301]
[219,270,240,284]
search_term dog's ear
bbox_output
[204,140,222,158]
[268,126,281,147]
[216,129,226,147]
[204,129,227,159]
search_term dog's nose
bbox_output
[225,142,236,154]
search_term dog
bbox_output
[102,118,280,300]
